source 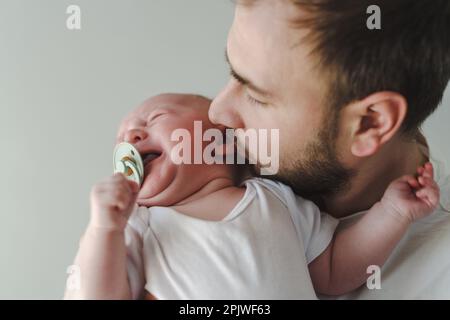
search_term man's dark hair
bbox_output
[241,0,450,134]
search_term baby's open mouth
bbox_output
[142,151,162,167]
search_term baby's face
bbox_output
[116,94,226,207]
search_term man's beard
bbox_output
[253,109,355,204]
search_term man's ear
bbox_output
[345,92,407,157]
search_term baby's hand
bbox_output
[381,162,440,223]
[89,173,140,231]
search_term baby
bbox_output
[65,93,439,300]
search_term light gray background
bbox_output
[0,0,448,299]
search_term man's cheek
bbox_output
[235,135,256,162]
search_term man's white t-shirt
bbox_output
[327,156,450,299]
[124,178,338,300]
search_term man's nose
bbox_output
[209,81,244,129]
[124,128,148,144]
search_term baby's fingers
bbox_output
[418,175,436,188]
[127,180,140,194]
[395,175,420,189]
[415,183,440,209]
[417,166,424,176]
[421,162,434,179]
[406,176,420,189]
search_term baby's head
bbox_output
[116,93,233,207]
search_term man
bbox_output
[209,0,450,298]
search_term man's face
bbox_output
[209,0,353,198]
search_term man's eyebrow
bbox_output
[224,49,270,97]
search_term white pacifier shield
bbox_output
[115,159,141,185]
[113,142,144,185]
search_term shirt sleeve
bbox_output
[279,184,339,264]
[124,205,148,300]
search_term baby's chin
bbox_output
[135,180,168,207]
[135,192,178,208]
[135,168,179,207]
[136,190,168,207]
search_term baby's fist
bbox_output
[89,173,140,231]
[382,162,440,223]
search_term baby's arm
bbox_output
[309,163,439,296]
[64,173,139,299]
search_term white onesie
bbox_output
[124,177,338,299]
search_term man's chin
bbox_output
[246,150,351,194]
[267,164,354,199]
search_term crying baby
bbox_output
[65,93,439,300]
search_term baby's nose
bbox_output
[124,128,148,144]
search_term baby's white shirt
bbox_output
[124,177,338,299]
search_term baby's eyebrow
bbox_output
[154,105,176,112]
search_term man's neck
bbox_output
[323,135,429,218]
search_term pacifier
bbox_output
[113,142,144,186]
